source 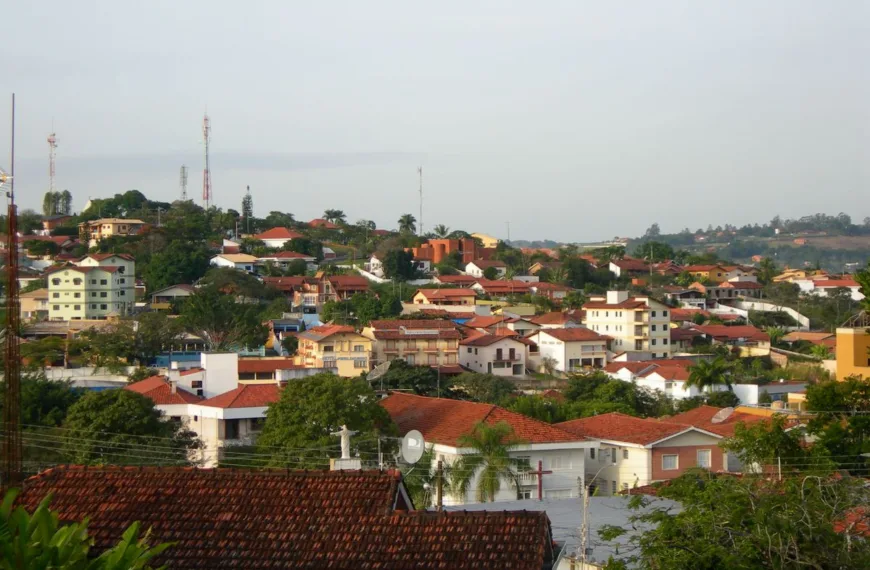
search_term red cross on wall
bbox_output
[527,460,553,501]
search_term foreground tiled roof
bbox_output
[199,384,280,408]
[556,412,701,446]
[433,275,478,286]
[125,376,202,405]
[666,405,769,437]
[382,392,585,447]
[16,467,554,570]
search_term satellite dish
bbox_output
[401,430,425,464]
[711,407,735,424]
[368,360,392,382]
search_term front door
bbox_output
[487,362,492,373]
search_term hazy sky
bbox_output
[1,1,868,242]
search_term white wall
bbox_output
[459,338,526,376]
[584,444,651,495]
[201,353,239,398]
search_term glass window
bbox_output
[100,304,107,310]
[51,278,61,286]
[53,305,59,310]
[74,292,80,298]
[622,449,629,460]
[100,292,107,298]
[589,448,596,460]
[697,449,712,468]
[651,311,657,317]
[611,481,617,495]
[662,455,678,470]
[100,279,107,285]
[73,278,82,285]
[74,305,80,310]
[52,293,59,298]
[90,279,96,285]
[663,310,668,317]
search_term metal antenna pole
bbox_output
[418,166,423,236]
[202,114,212,209]
[3,93,22,486]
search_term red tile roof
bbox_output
[609,258,649,271]
[468,259,506,269]
[459,333,524,347]
[670,308,710,322]
[199,384,281,408]
[238,358,300,374]
[179,367,203,376]
[474,280,532,294]
[665,405,769,437]
[14,468,557,569]
[532,282,573,292]
[125,376,202,405]
[308,218,340,229]
[263,276,310,291]
[434,275,478,286]
[529,311,581,326]
[463,315,509,329]
[538,327,607,343]
[813,279,859,288]
[326,275,370,290]
[254,227,304,240]
[85,253,135,262]
[382,392,585,447]
[642,365,690,381]
[671,327,704,341]
[297,324,357,341]
[47,265,122,275]
[556,412,701,446]
[415,288,476,300]
[583,299,648,310]
[718,280,764,289]
[369,319,458,330]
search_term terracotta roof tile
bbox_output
[125,376,203,405]
[538,328,607,342]
[415,288,476,300]
[382,392,586,446]
[666,405,769,437]
[369,319,458,330]
[463,315,509,329]
[529,312,581,326]
[238,358,300,374]
[253,227,304,240]
[199,384,281,408]
[459,334,524,347]
[556,412,699,446]
[297,324,357,341]
[693,325,770,342]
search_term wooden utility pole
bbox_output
[528,460,553,501]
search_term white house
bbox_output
[557,412,729,495]
[527,327,609,374]
[795,278,864,301]
[459,333,529,376]
[584,291,672,359]
[367,254,385,277]
[465,260,507,279]
[210,253,258,272]
[252,227,304,249]
[382,392,598,505]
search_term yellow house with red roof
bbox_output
[295,324,372,376]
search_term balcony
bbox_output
[516,472,538,485]
[383,347,399,354]
[634,313,649,323]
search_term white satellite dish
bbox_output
[711,407,735,424]
[401,430,425,464]
[368,360,392,382]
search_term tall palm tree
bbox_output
[323,209,346,225]
[685,357,733,393]
[398,214,417,235]
[432,224,450,238]
[765,327,786,347]
[450,422,525,503]
[548,267,568,285]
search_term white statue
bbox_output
[331,424,358,459]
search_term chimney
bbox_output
[169,379,177,394]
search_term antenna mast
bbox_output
[47,130,57,194]
[202,114,211,209]
[179,165,189,200]
[3,93,22,486]
[418,166,423,236]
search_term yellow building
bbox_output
[47,254,136,321]
[295,324,372,377]
[361,319,461,367]
[78,218,148,247]
[20,288,49,321]
[836,317,870,380]
[773,268,829,283]
[471,232,500,249]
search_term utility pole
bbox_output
[202,114,212,210]
[417,166,423,236]
[436,459,443,511]
[506,221,511,243]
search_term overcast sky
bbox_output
[1,1,867,242]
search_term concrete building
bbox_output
[361,319,461,367]
[20,288,49,321]
[47,253,135,321]
[556,413,728,494]
[210,254,257,272]
[459,334,528,376]
[527,328,609,373]
[583,291,672,359]
[836,313,870,380]
[412,288,477,306]
[78,218,148,247]
[150,284,195,307]
[471,232,500,248]
[295,324,372,376]
[382,392,598,505]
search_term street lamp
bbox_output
[579,462,612,565]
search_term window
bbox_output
[662,310,668,317]
[589,448,596,460]
[52,293,59,298]
[73,278,82,285]
[428,354,437,365]
[605,311,609,317]
[53,305,59,310]
[120,290,125,296]
[518,488,532,500]
[515,455,531,472]
[547,456,566,470]
[51,278,61,286]
[651,324,656,331]
[91,304,96,309]
[697,449,712,468]
[73,305,80,310]
[353,358,368,369]
[224,419,240,440]
[467,347,472,353]
[322,345,334,353]
[662,454,679,470]
[90,279,97,285]
[100,279,108,285]
[623,449,629,460]
[651,310,657,317]
[119,278,125,284]
[611,481,617,495]
[100,304,107,310]
[73,292,80,298]
[622,482,629,492]
[353,344,365,352]
[91,292,96,297]
[191,380,203,388]
[651,339,657,346]
[249,418,265,432]
[474,348,478,355]
[663,338,669,345]
[100,292,107,298]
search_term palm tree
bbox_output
[765,327,786,347]
[503,266,517,280]
[432,224,450,238]
[809,344,832,359]
[685,358,733,393]
[323,209,346,225]
[450,422,526,503]
[548,267,568,285]
[398,214,417,235]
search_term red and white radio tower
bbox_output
[202,114,211,209]
[47,131,58,193]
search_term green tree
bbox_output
[0,489,172,570]
[60,189,73,215]
[61,390,202,465]
[600,470,870,569]
[720,414,814,472]
[757,256,778,285]
[24,240,59,257]
[705,390,740,408]
[74,322,138,372]
[450,422,526,503]
[633,241,675,262]
[134,312,183,362]
[241,188,254,233]
[382,249,417,281]
[505,395,566,423]
[143,240,211,291]
[453,372,516,404]
[178,285,269,351]
[370,359,444,396]
[765,326,786,347]
[432,224,450,238]
[685,358,733,393]
[322,209,346,225]
[482,266,499,280]
[562,290,586,309]
[257,374,396,467]
[398,213,417,234]
[0,374,82,428]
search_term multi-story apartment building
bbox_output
[583,291,672,358]
[78,218,148,247]
[295,324,372,377]
[361,319,461,368]
[47,253,135,321]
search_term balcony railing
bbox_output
[494,355,521,362]
[516,472,538,485]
